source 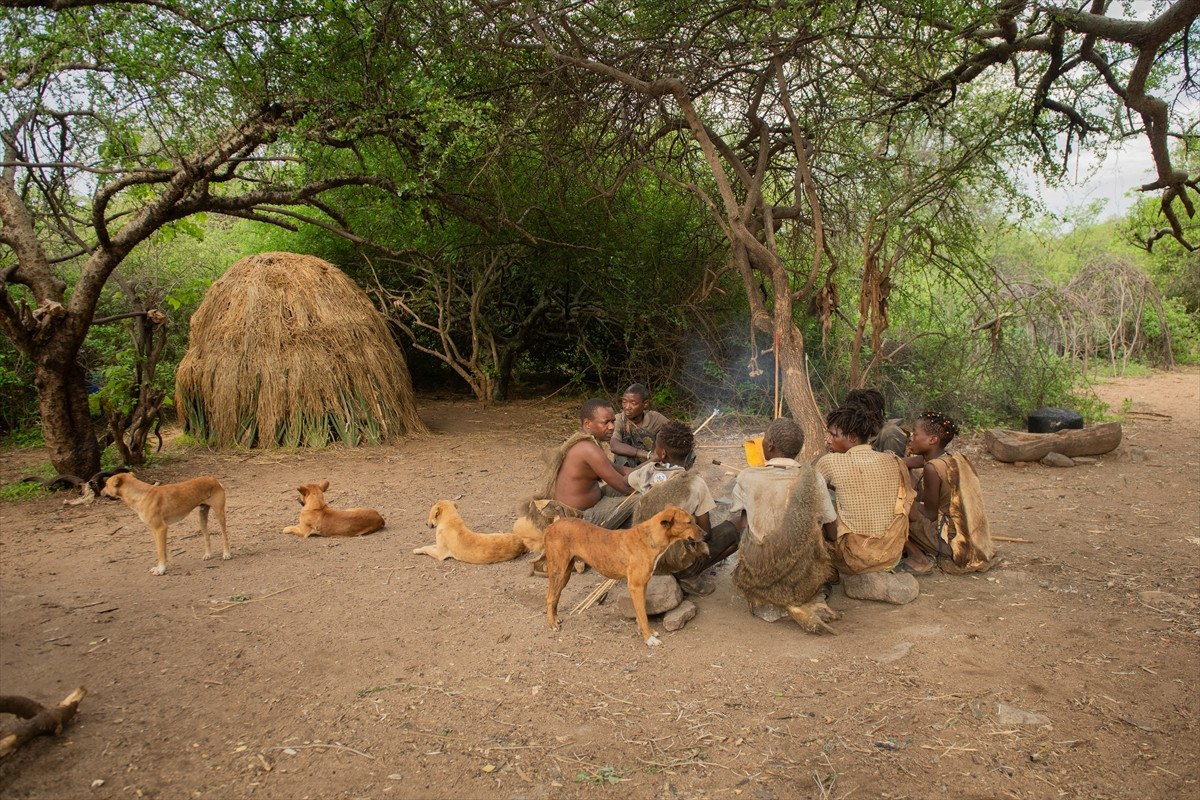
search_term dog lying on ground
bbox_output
[101,472,229,575]
[282,481,385,538]
[544,506,704,646]
[415,500,537,564]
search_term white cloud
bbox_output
[1024,141,1159,219]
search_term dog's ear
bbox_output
[319,480,330,491]
[297,486,308,497]
[429,502,442,521]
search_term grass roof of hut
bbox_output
[175,252,426,448]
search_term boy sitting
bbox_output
[627,421,720,594]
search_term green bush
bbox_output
[1144,296,1200,365]
[875,323,1093,430]
[0,339,39,440]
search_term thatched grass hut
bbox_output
[176,252,426,447]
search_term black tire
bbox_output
[1027,407,1084,433]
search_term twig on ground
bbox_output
[209,585,299,614]
[271,742,374,759]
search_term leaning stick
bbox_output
[773,330,781,419]
[692,408,720,436]
[992,535,1034,544]
[571,578,618,615]
[711,459,743,474]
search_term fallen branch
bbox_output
[0,687,87,758]
[993,535,1034,544]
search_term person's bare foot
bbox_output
[895,557,934,575]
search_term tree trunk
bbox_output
[777,324,826,462]
[34,358,101,479]
[493,343,519,402]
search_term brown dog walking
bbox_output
[544,506,703,646]
[101,473,230,575]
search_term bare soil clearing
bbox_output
[1,370,1197,799]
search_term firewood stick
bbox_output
[571,578,618,615]
[692,408,720,436]
[993,535,1033,543]
[711,459,743,475]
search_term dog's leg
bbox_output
[627,576,661,646]
[412,544,448,559]
[545,559,572,630]
[150,524,169,575]
[198,504,213,560]
[430,531,454,560]
[213,494,231,559]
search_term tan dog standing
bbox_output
[544,506,704,646]
[283,481,384,538]
[101,473,230,575]
[416,500,531,564]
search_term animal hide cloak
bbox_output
[734,468,838,608]
[632,473,710,575]
[928,453,996,573]
[517,431,597,529]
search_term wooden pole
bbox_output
[773,330,781,418]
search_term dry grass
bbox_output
[175,252,426,448]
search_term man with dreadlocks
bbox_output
[845,388,913,463]
[816,403,930,575]
[717,418,842,634]
[906,411,996,573]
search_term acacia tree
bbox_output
[0,0,453,477]
[485,0,1196,453]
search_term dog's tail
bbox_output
[512,516,545,553]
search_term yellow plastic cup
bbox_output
[743,435,765,467]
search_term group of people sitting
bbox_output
[522,383,995,633]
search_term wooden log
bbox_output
[985,423,1122,463]
[0,687,87,758]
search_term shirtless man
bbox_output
[553,398,635,524]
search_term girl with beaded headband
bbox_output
[907,411,996,573]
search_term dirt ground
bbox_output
[1,370,1197,800]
